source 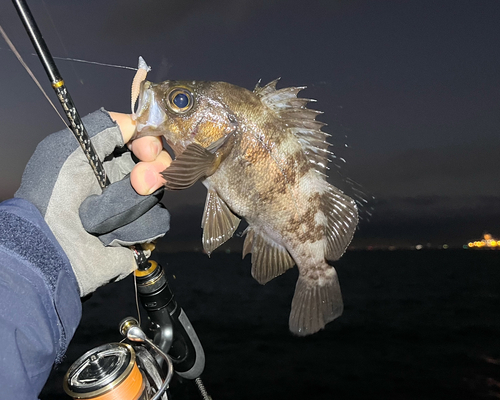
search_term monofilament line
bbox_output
[0,24,67,126]
[51,56,138,71]
[134,274,142,327]
[1,46,139,71]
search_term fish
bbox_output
[132,78,358,336]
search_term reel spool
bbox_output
[63,343,146,400]
[64,319,173,400]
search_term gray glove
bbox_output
[15,109,170,297]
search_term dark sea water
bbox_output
[41,250,500,399]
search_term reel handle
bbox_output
[120,317,174,400]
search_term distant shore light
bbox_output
[465,233,499,249]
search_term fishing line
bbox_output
[133,272,142,327]
[51,56,138,71]
[1,46,139,70]
[117,277,142,345]
[40,0,83,84]
[0,25,137,130]
[0,24,67,126]
[36,0,137,73]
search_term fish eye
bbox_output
[167,88,194,114]
[174,93,188,108]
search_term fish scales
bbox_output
[133,78,358,336]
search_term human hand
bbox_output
[15,109,171,296]
[109,112,170,194]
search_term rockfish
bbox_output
[133,78,358,335]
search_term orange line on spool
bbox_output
[91,362,144,400]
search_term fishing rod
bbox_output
[10,0,152,267]
[12,0,109,190]
[11,1,210,399]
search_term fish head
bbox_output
[134,80,240,155]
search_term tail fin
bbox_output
[289,268,343,336]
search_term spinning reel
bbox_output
[63,261,210,400]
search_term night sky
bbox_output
[1,0,499,247]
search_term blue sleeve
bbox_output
[0,198,82,399]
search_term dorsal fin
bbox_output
[254,79,332,174]
[253,78,280,96]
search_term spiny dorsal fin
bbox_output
[253,78,280,96]
[202,188,240,255]
[254,79,332,174]
[242,227,295,284]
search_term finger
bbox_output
[109,112,136,143]
[130,151,172,195]
[129,136,163,162]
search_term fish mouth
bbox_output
[132,80,149,119]
[133,81,167,137]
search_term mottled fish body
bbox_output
[134,79,358,335]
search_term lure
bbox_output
[131,56,151,117]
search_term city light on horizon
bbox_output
[466,233,499,250]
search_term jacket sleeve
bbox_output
[0,198,82,399]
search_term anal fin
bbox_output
[243,228,295,284]
[202,189,240,255]
[162,143,220,190]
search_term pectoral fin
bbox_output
[243,228,295,284]
[322,185,358,261]
[162,143,220,190]
[202,189,241,255]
